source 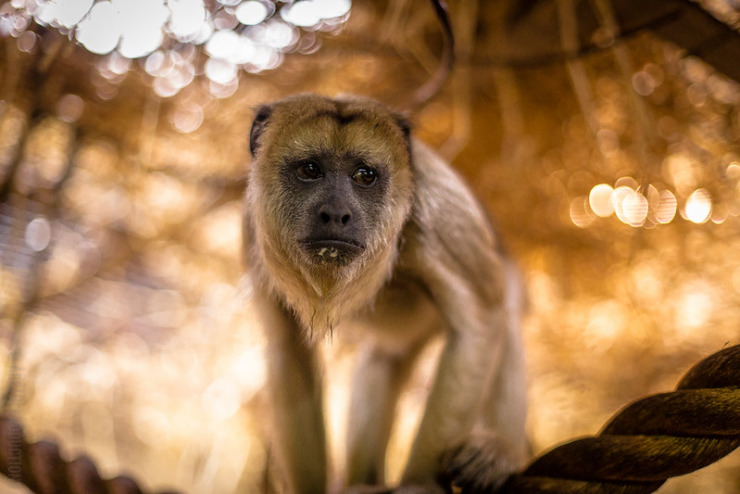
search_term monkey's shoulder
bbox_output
[408,141,494,232]
[403,141,501,262]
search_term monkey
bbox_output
[243,94,528,493]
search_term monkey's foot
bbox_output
[440,432,520,493]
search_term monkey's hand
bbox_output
[439,431,521,493]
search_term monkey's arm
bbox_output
[400,264,508,486]
[252,290,328,493]
[399,143,515,487]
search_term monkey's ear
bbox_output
[396,116,411,138]
[249,105,273,157]
[396,115,412,150]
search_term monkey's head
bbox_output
[246,94,414,319]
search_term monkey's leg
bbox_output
[257,293,327,493]
[346,343,421,486]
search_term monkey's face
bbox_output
[247,95,414,280]
[279,147,385,267]
[293,158,376,266]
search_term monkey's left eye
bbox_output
[351,166,378,187]
[295,161,323,181]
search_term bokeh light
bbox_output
[55,94,85,123]
[613,185,648,227]
[24,216,51,252]
[588,183,615,217]
[579,180,691,228]
[36,0,93,28]
[684,188,713,224]
[9,0,353,97]
[168,0,208,41]
[235,1,270,25]
[281,0,350,27]
[75,1,121,55]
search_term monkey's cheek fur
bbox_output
[299,239,365,266]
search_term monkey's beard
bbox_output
[296,246,376,336]
[249,199,407,341]
[259,232,397,341]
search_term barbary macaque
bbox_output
[243,94,528,493]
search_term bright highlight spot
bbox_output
[118,0,169,58]
[612,186,647,227]
[25,217,52,252]
[588,184,614,217]
[75,2,121,55]
[205,57,237,84]
[119,25,164,59]
[74,0,168,57]
[313,0,351,19]
[38,0,94,28]
[25,0,353,92]
[584,181,679,228]
[281,0,350,27]
[263,20,297,49]
[654,189,677,224]
[620,190,648,227]
[167,0,207,41]
[281,2,321,27]
[684,188,712,224]
[56,94,85,123]
[206,29,241,59]
[236,1,269,25]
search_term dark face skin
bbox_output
[281,149,389,267]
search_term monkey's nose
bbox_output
[318,203,352,226]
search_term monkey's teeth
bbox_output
[318,247,327,256]
[329,248,338,258]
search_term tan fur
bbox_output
[243,94,528,493]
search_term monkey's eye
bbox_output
[351,166,377,187]
[295,161,323,181]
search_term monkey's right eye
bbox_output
[295,161,323,181]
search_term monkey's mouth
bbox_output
[299,238,365,264]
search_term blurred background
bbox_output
[0,0,739,492]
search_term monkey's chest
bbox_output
[348,278,442,354]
